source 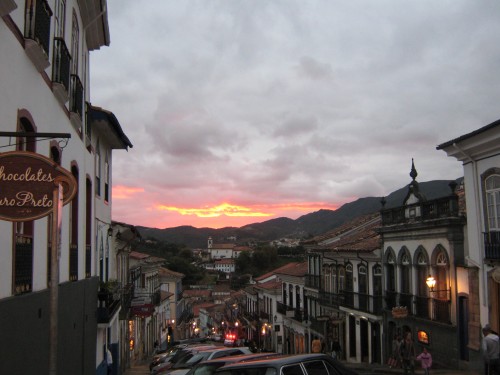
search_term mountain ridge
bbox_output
[137,179,461,248]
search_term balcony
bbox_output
[52,37,71,104]
[340,291,384,315]
[69,74,84,132]
[385,291,451,324]
[484,231,500,261]
[97,281,122,324]
[381,195,459,226]
[277,301,295,317]
[15,235,33,295]
[24,0,52,71]
[319,291,343,309]
[305,274,321,289]
[119,283,134,320]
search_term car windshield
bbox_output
[185,352,210,365]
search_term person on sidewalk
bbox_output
[106,347,113,375]
[482,324,500,375]
[416,347,432,375]
[400,332,416,375]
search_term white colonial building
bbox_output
[0,1,132,374]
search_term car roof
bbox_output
[217,353,332,369]
[202,352,281,365]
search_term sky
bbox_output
[91,0,500,229]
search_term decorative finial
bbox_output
[410,158,418,181]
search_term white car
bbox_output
[167,347,253,375]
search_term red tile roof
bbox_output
[275,261,308,277]
[183,289,211,298]
[159,267,185,279]
[255,262,304,282]
[255,279,282,290]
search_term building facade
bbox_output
[438,120,500,371]
[0,1,131,374]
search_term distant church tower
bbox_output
[208,237,213,249]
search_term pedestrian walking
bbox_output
[400,332,416,375]
[388,334,401,368]
[482,324,500,375]
[416,347,432,375]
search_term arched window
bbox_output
[486,175,500,230]
[416,249,429,296]
[400,251,411,294]
[435,250,449,299]
[282,283,287,305]
[358,265,367,294]
[386,251,396,292]
[95,139,101,196]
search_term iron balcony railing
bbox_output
[52,37,71,93]
[381,195,459,225]
[484,231,500,260]
[319,291,343,309]
[97,284,122,324]
[305,274,321,289]
[276,301,295,316]
[70,74,84,119]
[385,290,451,324]
[340,291,384,315]
[24,0,52,56]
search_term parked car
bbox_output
[182,352,283,375]
[214,354,360,375]
[151,344,217,375]
[167,347,254,375]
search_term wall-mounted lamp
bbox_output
[426,275,436,291]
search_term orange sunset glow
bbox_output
[112,185,341,228]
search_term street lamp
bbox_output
[426,275,436,291]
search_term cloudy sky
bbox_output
[91,0,500,229]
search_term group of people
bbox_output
[389,332,432,375]
[387,324,500,375]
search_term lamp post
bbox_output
[426,275,436,291]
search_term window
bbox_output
[486,175,500,230]
[70,12,79,74]
[54,0,66,38]
[104,153,109,202]
[323,265,330,292]
[400,252,411,294]
[95,140,101,196]
[338,267,345,292]
[282,364,304,375]
[331,265,337,294]
[302,360,329,375]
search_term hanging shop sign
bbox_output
[0,151,77,221]
[131,304,155,318]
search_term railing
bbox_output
[85,244,91,278]
[305,274,321,289]
[97,289,121,324]
[399,293,413,315]
[15,235,33,295]
[52,37,71,92]
[319,291,343,309]
[69,243,78,281]
[381,195,459,225]
[484,231,500,260]
[70,74,84,120]
[276,301,295,316]
[414,295,431,319]
[260,311,270,321]
[293,308,303,322]
[340,291,384,315]
[24,0,52,55]
[385,291,451,324]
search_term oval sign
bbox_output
[0,151,77,222]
